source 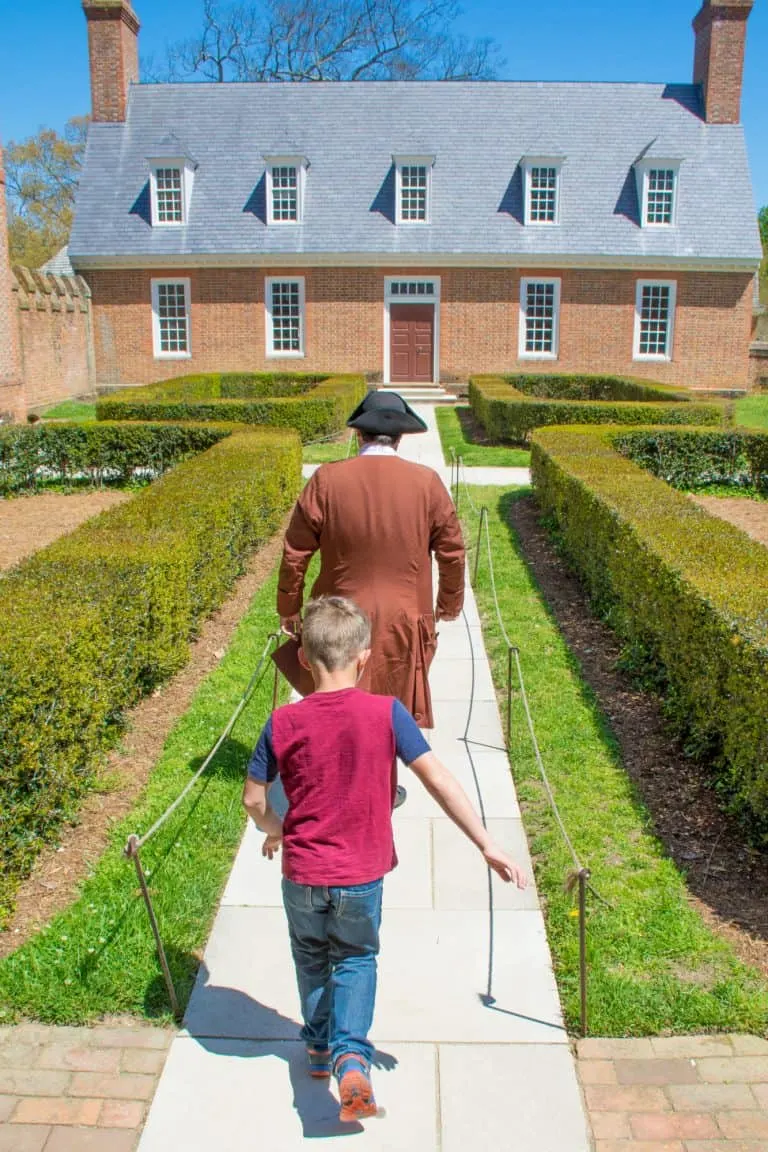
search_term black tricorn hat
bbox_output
[346,390,428,436]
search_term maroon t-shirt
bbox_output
[270,688,399,887]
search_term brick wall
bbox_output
[693,0,753,125]
[12,267,95,411]
[86,265,755,392]
[0,144,24,421]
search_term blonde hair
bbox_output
[301,597,371,671]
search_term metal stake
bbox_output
[455,456,461,513]
[578,867,590,1037]
[473,506,486,584]
[126,835,181,1021]
[506,645,513,750]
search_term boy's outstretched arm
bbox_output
[242,778,283,858]
[408,752,528,888]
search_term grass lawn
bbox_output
[0,562,291,1025]
[302,434,357,464]
[436,405,530,467]
[40,400,97,421]
[735,393,768,430]
[464,486,768,1036]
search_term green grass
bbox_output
[0,562,290,1025]
[40,400,97,421]
[464,487,768,1036]
[735,393,768,430]
[435,405,530,467]
[302,434,357,464]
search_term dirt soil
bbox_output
[0,520,288,958]
[691,493,768,548]
[0,490,131,571]
[508,494,768,979]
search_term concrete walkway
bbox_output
[138,408,589,1150]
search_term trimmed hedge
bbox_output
[96,373,367,442]
[530,424,768,835]
[470,374,727,445]
[0,421,227,495]
[0,424,301,923]
[614,427,768,493]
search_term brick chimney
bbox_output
[0,142,25,421]
[693,0,754,124]
[83,0,140,123]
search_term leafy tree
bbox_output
[5,117,88,268]
[146,0,500,83]
[759,205,768,252]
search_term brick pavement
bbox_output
[0,1021,173,1151]
[577,1035,768,1151]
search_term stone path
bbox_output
[138,407,590,1149]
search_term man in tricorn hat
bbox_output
[274,391,465,801]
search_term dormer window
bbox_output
[265,156,308,225]
[147,136,197,228]
[522,158,563,226]
[394,156,434,224]
[635,160,680,228]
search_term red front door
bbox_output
[390,304,434,383]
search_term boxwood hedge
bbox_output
[613,427,768,493]
[530,424,768,836]
[0,423,301,923]
[470,374,727,445]
[0,421,227,495]
[96,372,367,443]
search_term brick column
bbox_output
[0,141,25,422]
[693,0,754,124]
[82,0,140,123]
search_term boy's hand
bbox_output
[262,834,282,861]
[483,842,529,889]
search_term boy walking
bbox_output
[242,597,527,1123]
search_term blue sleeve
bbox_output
[392,699,431,764]
[247,716,278,783]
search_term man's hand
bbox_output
[483,841,529,889]
[436,609,460,623]
[280,613,302,637]
[262,834,282,861]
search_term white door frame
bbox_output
[383,276,441,384]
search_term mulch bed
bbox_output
[691,493,768,548]
[507,494,768,978]
[0,520,288,958]
[0,490,131,571]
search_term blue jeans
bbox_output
[282,877,383,1071]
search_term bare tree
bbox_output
[144,0,500,83]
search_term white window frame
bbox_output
[149,160,194,227]
[394,155,434,225]
[633,279,677,362]
[265,156,308,225]
[265,276,306,358]
[522,158,563,226]
[635,161,680,229]
[383,276,440,385]
[151,278,192,360]
[519,277,561,360]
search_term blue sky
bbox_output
[1,0,766,207]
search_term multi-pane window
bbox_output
[390,281,435,296]
[154,167,184,224]
[520,279,560,358]
[271,165,299,222]
[529,166,559,223]
[152,280,190,358]
[267,279,304,356]
[645,168,676,226]
[399,165,428,221]
[635,282,675,359]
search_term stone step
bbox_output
[376,385,456,404]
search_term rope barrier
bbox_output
[124,631,281,1018]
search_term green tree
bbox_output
[5,117,88,268]
[759,205,768,251]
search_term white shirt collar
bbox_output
[358,443,398,457]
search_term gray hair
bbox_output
[301,597,371,671]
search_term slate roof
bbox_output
[40,245,75,275]
[69,81,762,267]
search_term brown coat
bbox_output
[276,454,465,727]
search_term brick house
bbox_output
[68,0,762,392]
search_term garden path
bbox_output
[137,406,590,1151]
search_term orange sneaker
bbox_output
[336,1056,378,1122]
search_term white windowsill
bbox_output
[154,352,192,360]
